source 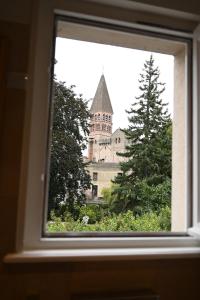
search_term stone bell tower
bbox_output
[88,74,113,161]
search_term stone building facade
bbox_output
[86,75,128,200]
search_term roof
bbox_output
[90,74,113,114]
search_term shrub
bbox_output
[79,204,102,224]
[47,206,171,232]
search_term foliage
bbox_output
[158,205,171,231]
[79,204,102,224]
[101,184,119,214]
[113,55,172,214]
[47,206,171,232]
[111,178,171,215]
[48,81,91,218]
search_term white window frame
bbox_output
[5,0,200,263]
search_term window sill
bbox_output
[4,246,200,263]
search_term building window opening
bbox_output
[93,172,98,181]
[96,124,100,131]
[102,124,106,131]
[92,185,98,198]
[44,16,191,236]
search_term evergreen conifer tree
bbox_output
[113,55,172,214]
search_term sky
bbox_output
[54,37,174,132]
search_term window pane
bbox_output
[45,18,189,235]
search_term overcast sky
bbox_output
[54,37,174,132]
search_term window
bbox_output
[102,124,106,131]
[93,172,98,181]
[96,124,100,131]
[92,185,98,198]
[47,18,191,235]
[12,0,200,260]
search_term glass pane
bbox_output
[45,19,188,235]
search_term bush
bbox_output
[79,204,102,224]
[47,206,171,232]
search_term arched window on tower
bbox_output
[96,124,100,131]
[102,124,106,131]
[105,115,108,122]
[98,113,101,120]
[108,115,111,122]
[103,114,105,121]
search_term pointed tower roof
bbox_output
[90,74,113,114]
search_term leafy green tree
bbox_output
[48,80,91,218]
[113,55,172,214]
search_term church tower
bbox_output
[88,74,113,161]
[89,74,113,139]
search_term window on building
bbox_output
[92,185,98,198]
[93,172,98,181]
[102,124,106,131]
[96,124,100,131]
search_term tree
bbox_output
[113,55,172,214]
[48,80,91,218]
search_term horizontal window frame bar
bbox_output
[4,246,200,264]
[55,13,193,43]
[44,231,188,238]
